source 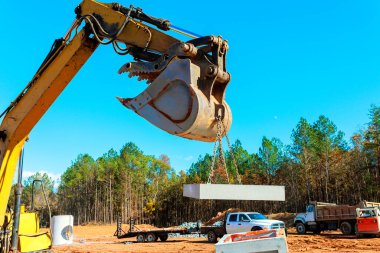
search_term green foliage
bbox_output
[23,172,54,209]
[258,137,284,178]
[364,105,380,177]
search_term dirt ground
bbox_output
[51,225,380,253]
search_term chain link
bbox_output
[207,112,242,184]
[218,134,230,183]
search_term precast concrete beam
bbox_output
[183,184,285,201]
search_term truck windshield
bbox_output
[247,213,267,220]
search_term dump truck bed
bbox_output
[316,205,356,221]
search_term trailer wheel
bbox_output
[340,222,352,235]
[207,231,217,243]
[136,234,146,242]
[146,233,156,242]
[159,234,168,242]
[296,222,306,234]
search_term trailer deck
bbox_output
[115,217,189,242]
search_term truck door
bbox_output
[305,204,316,222]
[225,214,238,234]
[238,214,252,232]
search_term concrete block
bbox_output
[183,184,285,201]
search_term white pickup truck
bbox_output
[201,212,286,242]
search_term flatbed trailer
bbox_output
[117,227,189,242]
[115,217,189,242]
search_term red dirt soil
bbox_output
[51,225,380,253]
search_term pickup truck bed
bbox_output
[201,225,226,242]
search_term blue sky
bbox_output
[1,0,380,183]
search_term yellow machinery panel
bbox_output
[18,212,51,252]
[18,232,51,253]
[19,212,39,234]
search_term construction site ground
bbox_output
[51,224,380,253]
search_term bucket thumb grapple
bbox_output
[118,36,232,142]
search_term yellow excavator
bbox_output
[0,0,231,252]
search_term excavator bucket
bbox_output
[118,36,232,142]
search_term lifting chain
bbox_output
[207,112,241,184]
[223,123,242,184]
[207,114,222,184]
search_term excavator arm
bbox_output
[0,0,231,244]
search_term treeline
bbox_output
[57,144,174,225]
[15,105,380,226]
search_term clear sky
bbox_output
[1,0,380,184]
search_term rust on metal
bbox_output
[117,35,232,142]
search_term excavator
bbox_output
[0,0,231,252]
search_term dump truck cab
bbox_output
[294,203,319,225]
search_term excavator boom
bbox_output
[0,1,231,251]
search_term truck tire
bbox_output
[137,234,146,242]
[340,222,352,235]
[296,222,306,234]
[251,226,263,231]
[159,234,168,242]
[146,233,156,242]
[207,231,217,243]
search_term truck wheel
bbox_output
[207,231,217,243]
[159,234,168,242]
[296,223,306,234]
[340,222,352,235]
[251,226,263,231]
[137,234,146,242]
[146,233,156,242]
